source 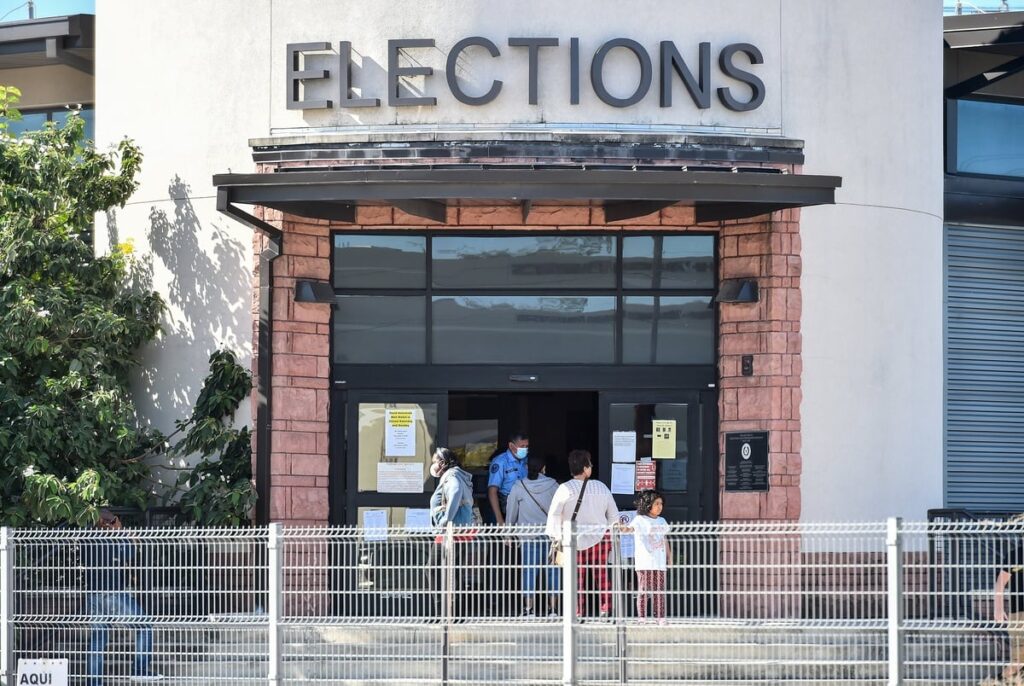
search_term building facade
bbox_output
[93,0,944,526]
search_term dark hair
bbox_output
[526,453,546,480]
[433,447,460,473]
[635,490,664,516]
[508,431,529,445]
[97,509,118,527]
[567,449,592,477]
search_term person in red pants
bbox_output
[546,449,620,618]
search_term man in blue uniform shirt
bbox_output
[488,431,529,525]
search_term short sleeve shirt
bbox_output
[632,515,669,571]
[488,450,528,498]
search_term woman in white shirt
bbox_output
[546,449,620,618]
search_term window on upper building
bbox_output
[6,105,95,140]
[952,98,1024,179]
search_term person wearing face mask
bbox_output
[429,447,475,527]
[487,431,530,525]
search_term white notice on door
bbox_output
[377,462,423,493]
[611,463,636,495]
[363,509,389,541]
[612,431,637,463]
[385,408,417,457]
[404,508,432,530]
[17,659,68,686]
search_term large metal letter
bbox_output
[446,36,503,105]
[286,42,332,110]
[388,38,437,107]
[570,37,581,105]
[338,41,380,108]
[508,37,559,105]
[660,41,710,109]
[590,38,652,108]
[717,43,765,112]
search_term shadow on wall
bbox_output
[132,176,251,487]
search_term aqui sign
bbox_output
[16,659,68,686]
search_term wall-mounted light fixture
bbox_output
[715,279,759,304]
[294,280,335,303]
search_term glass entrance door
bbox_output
[342,391,448,526]
[598,390,717,523]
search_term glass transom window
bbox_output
[331,232,716,365]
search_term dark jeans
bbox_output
[86,591,152,684]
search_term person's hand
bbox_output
[996,603,1008,623]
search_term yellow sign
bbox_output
[652,420,676,459]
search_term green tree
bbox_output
[169,350,256,526]
[0,86,162,525]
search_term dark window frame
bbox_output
[946,95,1024,182]
[330,229,718,367]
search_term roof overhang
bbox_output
[213,167,841,224]
[0,14,93,73]
[944,11,1024,56]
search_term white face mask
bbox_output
[430,462,443,478]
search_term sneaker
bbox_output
[598,610,610,619]
[522,608,535,618]
[548,610,560,618]
[131,675,165,682]
[657,618,667,626]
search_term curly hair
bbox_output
[433,447,461,473]
[634,490,664,516]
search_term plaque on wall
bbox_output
[724,431,769,492]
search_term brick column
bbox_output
[268,218,332,525]
[717,209,802,522]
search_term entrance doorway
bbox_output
[332,388,717,526]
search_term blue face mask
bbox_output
[515,447,528,460]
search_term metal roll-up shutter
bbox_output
[946,223,1024,509]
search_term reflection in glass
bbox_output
[957,99,1024,178]
[357,402,437,492]
[6,112,47,136]
[432,236,616,288]
[432,295,615,363]
[623,235,715,289]
[333,296,425,363]
[623,296,714,364]
[334,235,426,288]
[609,402,688,492]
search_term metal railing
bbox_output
[1,518,1023,684]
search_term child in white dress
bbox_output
[632,490,670,622]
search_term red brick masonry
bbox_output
[252,202,802,525]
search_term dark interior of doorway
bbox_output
[448,391,598,519]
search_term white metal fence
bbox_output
[1,519,1022,684]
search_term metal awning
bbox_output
[213,167,841,224]
[944,11,1024,55]
[0,14,93,74]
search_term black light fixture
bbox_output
[716,279,759,304]
[294,280,335,303]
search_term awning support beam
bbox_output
[945,53,1024,98]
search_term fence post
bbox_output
[1,527,12,686]
[441,522,454,686]
[887,517,904,686]
[268,523,282,686]
[562,521,577,686]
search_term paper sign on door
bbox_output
[385,409,417,457]
[652,420,676,459]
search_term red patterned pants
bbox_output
[637,570,666,619]
[576,536,612,616]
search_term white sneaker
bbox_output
[131,674,165,682]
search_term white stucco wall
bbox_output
[95,0,271,485]
[95,0,944,517]
[785,1,944,521]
